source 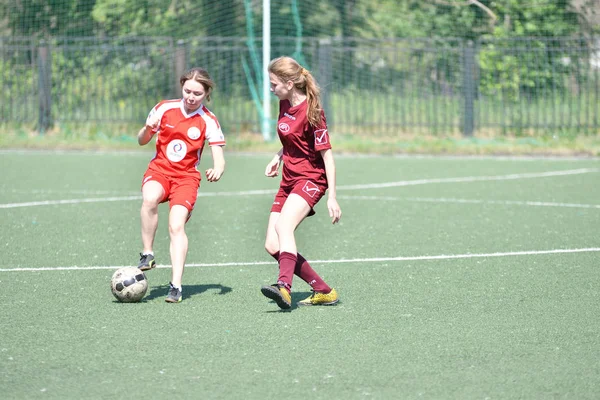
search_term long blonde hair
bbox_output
[180,67,215,102]
[268,56,323,127]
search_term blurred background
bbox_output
[1,0,599,145]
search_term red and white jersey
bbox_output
[146,99,225,179]
[276,99,331,188]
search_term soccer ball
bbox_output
[110,267,148,303]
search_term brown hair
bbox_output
[180,67,215,102]
[268,56,323,127]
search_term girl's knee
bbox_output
[169,222,185,236]
[265,243,279,256]
[141,197,160,210]
[274,220,293,237]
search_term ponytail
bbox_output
[268,56,323,127]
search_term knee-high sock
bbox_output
[277,252,297,291]
[271,251,331,293]
[295,253,331,293]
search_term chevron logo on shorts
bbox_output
[302,181,320,198]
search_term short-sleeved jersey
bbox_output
[145,99,225,180]
[276,99,331,188]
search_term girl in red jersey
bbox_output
[260,56,342,310]
[136,67,226,303]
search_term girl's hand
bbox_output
[145,114,161,131]
[205,167,224,182]
[265,157,281,177]
[327,198,342,224]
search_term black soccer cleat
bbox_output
[261,283,291,309]
[165,282,182,303]
[138,253,155,271]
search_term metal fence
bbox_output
[1,36,599,136]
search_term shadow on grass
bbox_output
[144,283,233,302]
[262,291,326,312]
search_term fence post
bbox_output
[463,40,476,136]
[173,40,186,98]
[317,39,333,125]
[38,43,52,134]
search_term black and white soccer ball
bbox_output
[110,267,148,303]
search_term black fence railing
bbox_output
[1,36,599,136]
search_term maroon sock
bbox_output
[295,253,331,293]
[277,252,297,291]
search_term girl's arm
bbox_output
[265,148,283,177]
[137,113,160,146]
[320,148,342,224]
[137,126,154,146]
[206,145,225,182]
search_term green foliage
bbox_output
[1,0,597,140]
[3,0,96,36]
[91,0,201,37]
[473,1,582,101]
[0,55,36,121]
[490,0,579,38]
[1,0,590,39]
[353,0,490,39]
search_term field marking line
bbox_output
[0,196,142,209]
[340,195,600,209]
[1,168,598,209]
[338,168,600,190]
[1,188,140,195]
[1,247,598,272]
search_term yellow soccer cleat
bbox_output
[298,288,339,306]
[261,284,291,309]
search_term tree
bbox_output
[91,0,201,38]
[3,0,96,37]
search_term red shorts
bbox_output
[142,170,200,213]
[270,180,327,217]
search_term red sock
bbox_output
[271,251,331,293]
[277,252,297,291]
[295,253,331,293]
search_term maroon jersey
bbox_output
[276,100,332,188]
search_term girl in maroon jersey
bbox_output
[260,56,342,310]
[136,67,226,303]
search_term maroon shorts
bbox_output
[142,170,200,213]
[270,180,327,217]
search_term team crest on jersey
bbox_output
[314,129,328,145]
[187,127,201,140]
[279,123,290,133]
[166,139,187,162]
[302,181,320,198]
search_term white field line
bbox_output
[1,247,598,273]
[0,195,142,209]
[341,195,600,209]
[1,168,598,209]
[0,190,277,209]
[1,189,140,195]
[338,168,599,190]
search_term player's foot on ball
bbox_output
[165,282,182,303]
[298,288,339,306]
[261,283,291,309]
[138,253,155,271]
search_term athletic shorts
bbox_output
[270,179,327,217]
[142,170,200,214]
